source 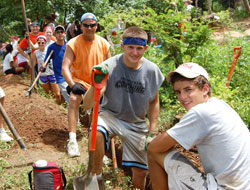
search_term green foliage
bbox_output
[182,20,213,59]
[233,9,249,21]
[215,10,233,27]
[192,37,250,127]
[212,1,227,12]
[99,6,212,67]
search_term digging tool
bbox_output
[0,102,26,150]
[111,138,118,172]
[226,46,242,87]
[21,0,35,84]
[26,50,54,97]
[73,68,109,190]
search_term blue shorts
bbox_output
[39,75,57,84]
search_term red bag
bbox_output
[28,161,67,190]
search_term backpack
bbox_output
[28,161,67,190]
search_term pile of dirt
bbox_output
[0,72,90,173]
[0,74,69,150]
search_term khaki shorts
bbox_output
[0,87,5,99]
[164,151,209,190]
[96,111,148,170]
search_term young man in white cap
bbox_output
[0,87,13,142]
[18,21,44,59]
[148,62,250,189]
[62,12,111,157]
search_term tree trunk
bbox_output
[207,0,212,14]
[242,0,250,16]
[195,0,198,7]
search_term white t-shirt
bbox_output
[11,40,18,57]
[3,53,13,72]
[167,97,250,189]
[187,5,194,12]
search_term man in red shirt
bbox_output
[18,21,44,76]
[17,21,44,60]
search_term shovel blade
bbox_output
[73,174,99,190]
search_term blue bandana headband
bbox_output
[123,37,147,46]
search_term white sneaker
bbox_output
[67,140,80,157]
[0,129,13,142]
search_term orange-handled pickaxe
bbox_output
[226,46,242,87]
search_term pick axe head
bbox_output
[26,89,32,97]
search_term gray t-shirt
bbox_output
[35,49,54,76]
[167,97,250,189]
[100,54,164,131]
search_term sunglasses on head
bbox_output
[38,42,45,45]
[55,30,64,34]
[83,23,97,28]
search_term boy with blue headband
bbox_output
[83,26,164,189]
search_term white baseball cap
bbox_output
[167,62,209,83]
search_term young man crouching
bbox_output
[148,62,250,189]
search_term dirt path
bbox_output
[212,17,250,41]
[0,70,89,186]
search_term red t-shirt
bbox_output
[19,32,44,53]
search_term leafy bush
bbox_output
[212,1,226,12]
[233,8,249,21]
[216,10,233,27]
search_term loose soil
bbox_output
[0,71,90,189]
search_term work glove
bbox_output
[138,130,158,151]
[66,85,72,95]
[39,66,46,72]
[144,133,157,151]
[71,82,86,95]
[92,64,108,83]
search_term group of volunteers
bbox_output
[1,10,250,190]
